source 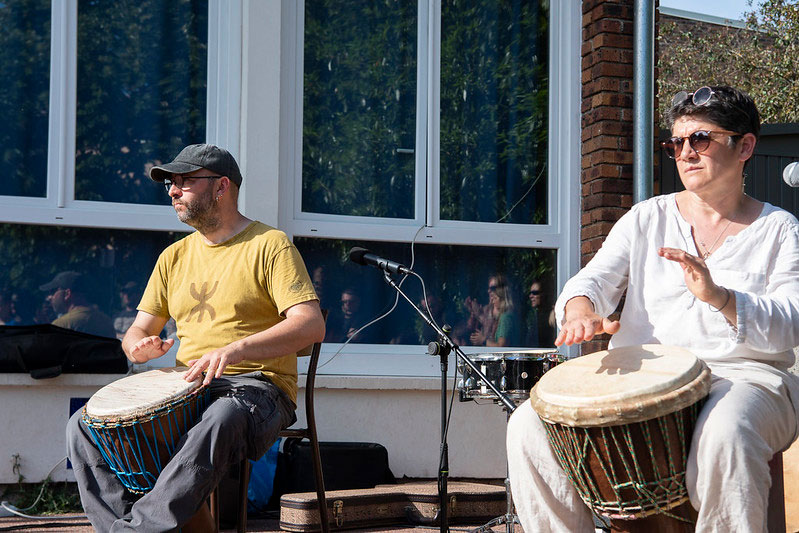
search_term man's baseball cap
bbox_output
[39,271,86,293]
[149,144,243,187]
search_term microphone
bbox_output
[348,247,413,275]
[784,162,799,188]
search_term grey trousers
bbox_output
[67,372,296,533]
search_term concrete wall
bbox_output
[0,373,510,484]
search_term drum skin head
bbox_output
[530,344,710,427]
[86,367,201,420]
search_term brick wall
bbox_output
[579,0,641,353]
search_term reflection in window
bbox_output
[302,0,417,219]
[75,0,208,205]
[440,0,549,224]
[295,237,557,348]
[0,223,186,339]
[0,0,50,198]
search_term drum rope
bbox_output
[84,387,211,494]
[541,408,700,523]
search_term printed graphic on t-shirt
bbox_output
[188,281,218,322]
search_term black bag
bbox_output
[0,324,128,378]
[272,439,396,501]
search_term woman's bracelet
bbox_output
[709,287,731,313]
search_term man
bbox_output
[40,271,116,338]
[112,281,141,340]
[324,287,374,343]
[66,143,325,532]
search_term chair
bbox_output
[767,451,785,533]
[209,310,329,533]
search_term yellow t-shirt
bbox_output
[138,221,318,403]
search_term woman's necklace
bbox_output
[691,205,734,259]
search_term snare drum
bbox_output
[458,349,562,404]
[82,367,210,493]
[530,344,710,523]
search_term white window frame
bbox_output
[0,0,243,233]
[281,0,582,376]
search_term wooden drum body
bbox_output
[530,345,710,527]
[82,367,210,493]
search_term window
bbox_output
[0,0,240,232]
[0,0,51,198]
[0,223,186,339]
[283,0,581,375]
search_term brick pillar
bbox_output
[579,0,635,354]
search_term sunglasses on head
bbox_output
[671,86,718,108]
[660,130,742,159]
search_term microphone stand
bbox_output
[380,271,517,533]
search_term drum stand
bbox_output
[470,407,520,533]
[381,272,517,533]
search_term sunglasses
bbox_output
[163,175,220,193]
[529,290,541,296]
[671,86,717,108]
[660,130,742,159]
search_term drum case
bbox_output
[279,481,505,532]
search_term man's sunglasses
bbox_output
[660,130,742,159]
[163,176,220,193]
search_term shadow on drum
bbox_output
[597,345,661,376]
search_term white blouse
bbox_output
[556,193,799,417]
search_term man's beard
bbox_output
[174,190,221,232]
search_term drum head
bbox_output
[530,344,710,427]
[86,367,201,420]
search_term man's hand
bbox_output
[555,296,620,346]
[184,344,245,386]
[128,336,175,363]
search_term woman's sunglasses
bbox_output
[660,130,742,159]
[671,86,717,108]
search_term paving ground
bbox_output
[0,514,523,532]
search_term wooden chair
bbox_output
[209,311,329,533]
[767,451,785,533]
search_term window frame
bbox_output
[280,0,583,375]
[0,0,243,233]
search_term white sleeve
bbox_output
[555,207,636,325]
[735,223,799,353]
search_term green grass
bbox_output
[1,480,83,515]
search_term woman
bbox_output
[506,86,799,532]
[469,274,520,347]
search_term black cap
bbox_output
[39,271,86,293]
[149,144,243,187]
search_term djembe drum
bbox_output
[82,367,211,493]
[530,345,710,532]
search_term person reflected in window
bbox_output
[40,271,116,338]
[0,290,18,326]
[469,274,520,347]
[325,287,375,343]
[524,279,556,347]
[113,281,142,340]
[311,265,333,312]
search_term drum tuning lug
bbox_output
[500,376,507,390]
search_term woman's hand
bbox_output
[555,296,620,346]
[658,247,735,321]
[658,247,726,304]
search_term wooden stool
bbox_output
[209,311,329,533]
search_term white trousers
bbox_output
[506,372,797,533]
